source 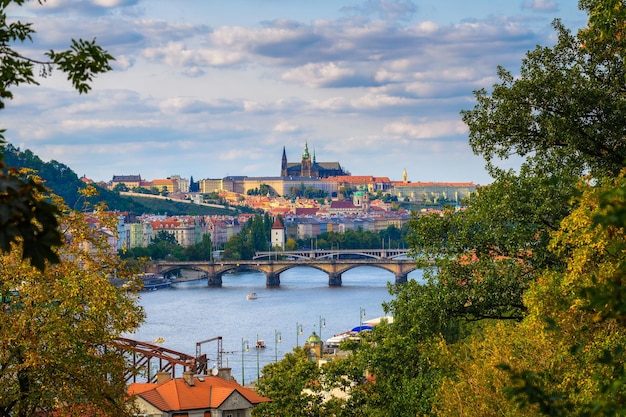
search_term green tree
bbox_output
[254,348,322,417]
[462,17,626,179]
[153,230,178,245]
[433,176,626,417]
[183,233,212,261]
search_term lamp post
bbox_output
[296,322,303,346]
[256,333,260,383]
[274,330,282,362]
[318,316,326,342]
[360,307,366,329]
[241,338,249,385]
[319,316,326,358]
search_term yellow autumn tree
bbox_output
[0,184,144,417]
[432,176,626,416]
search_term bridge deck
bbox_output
[253,248,410,260]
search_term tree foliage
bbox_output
[462,15,626,179]
[222,214,272,260]
[0,192,144,417]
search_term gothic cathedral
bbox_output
[280,143,348,178]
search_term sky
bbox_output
[3,0,587,185]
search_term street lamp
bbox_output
[274,330,282,362]
[296,322,304,346]
[256,333,260,382]
[319,316,326,358]
[360,307,366,329]
[241,338,249,385]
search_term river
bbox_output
[124,266,423,383]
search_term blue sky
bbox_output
[3,0,587,185]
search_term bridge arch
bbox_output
[152,258,417,287]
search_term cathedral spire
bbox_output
[281,146,288,177]
[302,141,310,159]
[313,148,316,164]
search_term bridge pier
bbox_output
[328,273,342,287]
[207,273,222,287]
[395,273,408,285]
[266,272,280,287]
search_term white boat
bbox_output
[246,292,257,300]
[325,332,353,348]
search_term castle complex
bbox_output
[108,143,478,204]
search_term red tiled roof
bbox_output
[295,207,319,215]
[128,376,269,412]
[271,217,283,229]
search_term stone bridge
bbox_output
[148,258,418,287]
[253,248,410,260]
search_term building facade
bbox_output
[281,143,348,178]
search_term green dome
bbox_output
[307,331,321,344]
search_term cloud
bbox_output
[27,0,140,16]
[521,0,559,12]
[273,121,300,133]
[384,119,468,139]
[340,0,417,22]
[282,62,356,88]
[158,97,243,115]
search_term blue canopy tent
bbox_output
[351,325,373,332]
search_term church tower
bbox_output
[271,216,285,250]
[281,146,288,177]
[402,168,408,183]
[301,142,312,177]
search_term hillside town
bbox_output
[82,145,478,252]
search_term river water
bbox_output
[125,266,423,383]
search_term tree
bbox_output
[0,0,114,271]
[254,348,321,417]
[0,192,144,417]
[153,230,178,246]
[431,176,626,416]
[462,16,626,179]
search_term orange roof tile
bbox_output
[129,376,269,412]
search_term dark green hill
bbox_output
[1,143,241,216]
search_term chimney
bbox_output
[156,372,171,385]
[217,367,232,381]
[183,371,195,386]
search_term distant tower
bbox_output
[301,142,312,177]
[281,146,288,177]
[305,331,323,363]
[402,168,408,183]
[353,190,369,212]
[271,217,285,250]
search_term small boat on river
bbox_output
[246,292,257,300]
[139,273,171,291]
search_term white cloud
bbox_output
[384,119,468,139]
[351,93,413,109]
[521,0,558,12]
[273,121,300,133]
[282,62,355,87]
